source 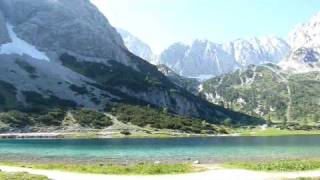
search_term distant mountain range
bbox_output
[159,37,290,79]
[118,13,320,79]
[117,31,290,80]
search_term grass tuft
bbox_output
[237,128,320,136]
[225,159,320,171]
[0,172,49,180]
[1,162,197,175]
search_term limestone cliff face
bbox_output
[279,12,320,73]
[0,54,109,109]
[159,38,290,78]
[0,0,130,64]
[0,11,9,44]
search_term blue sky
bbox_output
[91,0,320,53]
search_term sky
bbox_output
[91,0,320,54]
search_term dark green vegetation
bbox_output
[0,80,76,114]
[0,111,33,129]
[289,72,320,124]
[0,103,229,134]
[0,79,79,131]
[15,59,38,79]
[0,81,22,112]
[201,64,320,127]
[22,91,77,112]
[0,109,66,131]
[69,84,89,95]
[226,159,320,171]
[60,53,263,125]
[111,104,227,134]
[71,109,113,129]
[1,162,195,175]
[0,53,262,133]
[0,108,113,132]
[156,64,200,94]
[60,53,171,93]
[0,172,48,180]
[120,129,131,135]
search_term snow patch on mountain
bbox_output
[0,23,50,61]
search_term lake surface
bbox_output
[0,136,320,163]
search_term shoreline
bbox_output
[0,132,237,139]
[1,129,320,139]
[1,164,320,180]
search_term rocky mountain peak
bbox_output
[117,27,290,79]
[117,28,155,64]
[281,12,320,73]
[0,0,129,64]
[288,12,320,49]
[158,37,289,79]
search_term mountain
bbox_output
[159,38,290,79]
[117,28,157,64]
[200,13,320,127]
[200,64,320,126]
[117,30,290,80]
[0,0,131,65]
[279,13,320,73]
[288,12,320,50]
[0,0,260,131]
[156,64,200,95]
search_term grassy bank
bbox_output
[225,159,320,171]
[236,128,320,136]
[2,129,320,139]
[0,172,48,180]
[0,162,199,175]
[50,132,213,139]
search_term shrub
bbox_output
[72,109,113,129]
[120,129,131,136]
[0,111,32,128]
[33,108,66,126]
[111,104,220,134]
[69,84,89,95]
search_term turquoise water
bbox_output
[0,136,320,162]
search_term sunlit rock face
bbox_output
[0,0,130,64]
[159,37,289,79]
[281,12,320,73]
